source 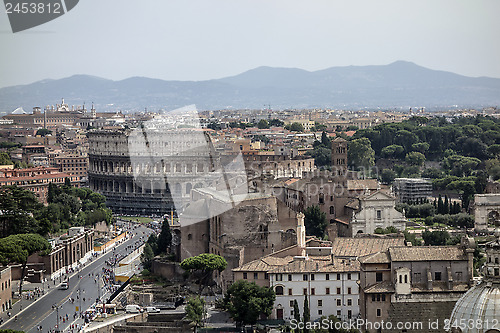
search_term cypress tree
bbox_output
[293,299,300,324]
[437,194,444,214]
[303,294,310,333]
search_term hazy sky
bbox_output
[1,0,499,88]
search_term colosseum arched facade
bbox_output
[88,129,223,216]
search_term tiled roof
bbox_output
[388,246,466,262]
[359,251,391,264]
[364,281,395,293]
[233,256,294,272]
[347,179,379,191]
[268,257,360,274]
[331,237,405,258]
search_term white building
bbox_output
[269,256,360,321]
[348,191,407,235]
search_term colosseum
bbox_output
[88,128,230,216]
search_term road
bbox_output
[2,223,152,333]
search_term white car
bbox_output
[145,306,160,313]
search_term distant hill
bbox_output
[1,61,500,114]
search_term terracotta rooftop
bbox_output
[268,257,360,274]
[331,237,405,258]
[388,246,467,262]
[359,251,391,264]
[233,256,294,272]
[364,281,395,293]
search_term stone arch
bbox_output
[357,230,363,234]
[488,210,500,225]
[275,286,284,295]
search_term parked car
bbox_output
[145,306,160,313]
[125,305,143,313]
[59,282,69,290]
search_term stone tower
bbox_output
[331,137,347,177]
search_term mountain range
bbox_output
[1,61,500,114]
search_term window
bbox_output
[288,274,292,281]
[347,273,352,280]
[372,295,375,302]
[399,275,402,284]
[318,300,323,307]
[265,273,269,279]
[326,287,330,295]
[348,310,352,319]
[254,272,258,280]
[337,287,341,294]
[347,299,352,306]
[303,274,308,281]
[303,288,307,295]
[376,309,382,317]
[326,274,330,280]
[404,275,408,283]
[311,288,315,295]
[337,299,341,306]
[495,268,499,276]
[290,300,294,307]
[382,294,386,301]
[435,272,442,281]
[376,210,382,219]
[275,286,284,295]
[347,287,352,294]
[276,274,283,281]
[376,272,383,282]
[243,272,247,279]
[330,206,334,214]
[288,288,293,295]
[337,273,341,280]
[337,310,341,317]
[311,274,315,281]
[318,310,323,315]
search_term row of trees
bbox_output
[141,217,173,270]
[0,182,112,238]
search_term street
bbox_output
[1,223,152,333]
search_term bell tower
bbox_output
[331,137,347,177]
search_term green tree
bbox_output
[405,152,425,167]
[422,230,449,246]
[381,145,404,159]
[286,122,304,132]
[156,218,172,254]
[141,243,155,270]
[36,128,52,136]
[185,296,206,332]
[304,205,327,238]
[442,155,481,177]
[348,138,375,170]
[321,131,331,147]
[269,119,284,127]
[0,152,13,165]
[223,280,275,329]
[303,294,310,333]
[181,253,227,294]
[0,185,42,237]
[257,119,270,129]
[0,233,51,296]
[411,142,430,154]
[381,169,396,184]
[293,299,300,324]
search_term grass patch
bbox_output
[116,216,154,224]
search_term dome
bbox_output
[448,230,500,332]
[448,282,500,333]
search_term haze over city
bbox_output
[1,0,500,89]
